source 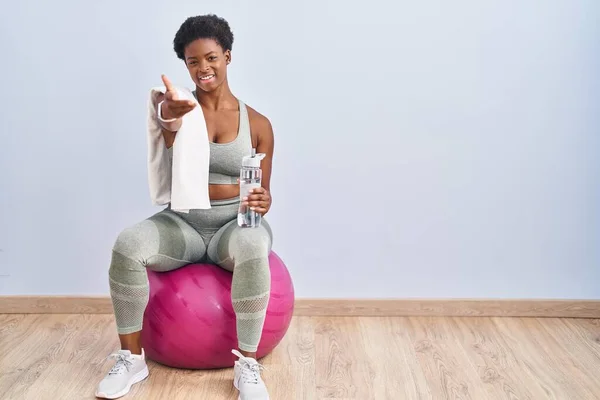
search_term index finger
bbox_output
[161,74,175,93]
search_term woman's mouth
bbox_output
[199,74,215,82]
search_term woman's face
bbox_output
[184,38,230,93]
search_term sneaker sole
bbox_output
[235,384,270,400]
[95,366,149,399]
[237,395,270,400]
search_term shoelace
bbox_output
[231,349,266,385]
[107,352,134,375]
[240,361,266,384]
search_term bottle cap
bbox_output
[242,148,266,168]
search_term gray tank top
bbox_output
[167,98,253,185]
[208,99,253,184]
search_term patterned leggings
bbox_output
[108,198,272,352]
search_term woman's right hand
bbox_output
[160,74,196,120]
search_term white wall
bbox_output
[1,0,598,299]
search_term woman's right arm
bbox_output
[155,75,197,148]
[154,93,181,148]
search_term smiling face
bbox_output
[184,38,231,93]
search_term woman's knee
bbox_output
[112,220,159,262]
[108,226,151,333]
[108,220,159,286]
[230,227,272,260]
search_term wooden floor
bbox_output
[1,315,599,399]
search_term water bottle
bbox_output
[238,148,266,228]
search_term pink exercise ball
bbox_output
[140,251,294,369]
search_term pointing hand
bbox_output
[160,74,196,120]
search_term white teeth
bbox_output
[200,75,214,80]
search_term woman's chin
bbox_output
[196,77,220,92]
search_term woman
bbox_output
[95,14,274,400]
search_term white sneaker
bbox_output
[95,349,149,399]
[232,349,270,400]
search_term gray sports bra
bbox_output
[168,98,253,185]
[208,99,253,184]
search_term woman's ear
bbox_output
[225,50,232,65]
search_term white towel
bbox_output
[146,86,212,212]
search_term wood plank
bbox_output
[492,317,600,399]
[561,318,600,360]
[266,316,317,400]
[403,316,487,399]
[359,317,424,399]
[444,316,547,399]
[1,314,600,399]
[313,316,375,398]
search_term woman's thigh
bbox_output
[206,218,273,271]
[112,209,208,272]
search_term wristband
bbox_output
[157,101,177,123]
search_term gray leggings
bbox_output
[108,198,273,352]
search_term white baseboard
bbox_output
[1,296,599,318]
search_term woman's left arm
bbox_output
[244,112,274,215]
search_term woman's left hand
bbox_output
[243,187,271,215]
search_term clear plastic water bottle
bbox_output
[238,148,266,228]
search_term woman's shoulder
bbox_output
[245,104,273,133]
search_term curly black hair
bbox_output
[173,14,234,60]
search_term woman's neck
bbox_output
[195,80,237,111]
